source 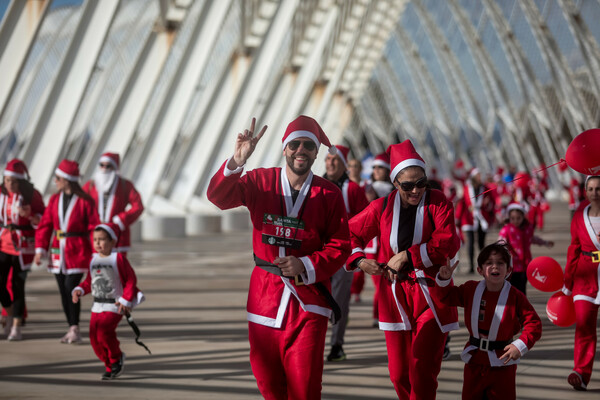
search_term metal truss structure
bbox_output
[0,0,598,215]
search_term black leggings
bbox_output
[0,252,27,318]
[55,273,84,326]
[467,226,487,272]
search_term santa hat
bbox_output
[95,222,120,241]
[506,202,528,214]
[99,152,120,170]
[387,140,426,181]
[469,168,480,178]
[333,145,349,168]
[3,159,29,180]
[372,152,391,170]
[281,115,336,155]
[55,159,80,182]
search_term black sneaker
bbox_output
[327,345,346,362]
[101,370,112,380]
[109,353,125,378]
[442,344,451,360]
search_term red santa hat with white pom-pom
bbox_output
[3,159,30,180]
[281,115,336,155]
[372,152,391,170]
[55,159,80,182]
[99,152,120,170]
[95,222,121,242]
[387,139,426,181]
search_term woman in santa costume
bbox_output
[348,140,461,399]
[207,116,350,399]
[435,242,542,399]
[455,168,496,273]
[34,159,100,344]
[563,175,600,391]
[0,159,45,341]
[83,152,144,253]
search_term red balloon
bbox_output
[558,160,569,172]
[565,129,600,175]
[546,292,576,327]
[527,256,563,292]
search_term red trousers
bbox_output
[462,363,517,399]
[384,308,446,400]
[248,300,328,400]
[574,300,599,385]
[89,311,123,371]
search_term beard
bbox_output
[285,153,315,176]
[94,169,117,192]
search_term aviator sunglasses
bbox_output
[287,140,317,151]
[396,176,428,191]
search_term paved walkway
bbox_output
[1,201,599,399]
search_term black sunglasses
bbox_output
[396,176,428,191]
[99,163,114,169]
[287,140,316,151]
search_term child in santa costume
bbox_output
[72,223,144,380]
[83,152,144,253]
[563,175,600,391]
[435,242,542,400]
[207,116,350,399]
[34,159,100,344]
[348,140,461,399]
[498,202,554,294]
[0,159,45,341]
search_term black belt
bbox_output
[55,230,87,239]
[253,254,342,324]
[469,336,511,351]
[582,251,600,263]
[1,223,33,230]
[125,311,151,355]
[93,297,116,304]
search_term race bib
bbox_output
[50,248,61,268]
[262,213,304,250]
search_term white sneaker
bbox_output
[67,325,82,344]
[8,325,22,341]
[2,316,12,337]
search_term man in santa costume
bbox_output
[347,139,460,399]
[207,116,351,399]
[83,152,144,253]
[323,144,368,362]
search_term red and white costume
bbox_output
[435,278,542,399]
[74,249,144,372]
[0,189,45,271]
[35,192,100,274]
[498,221,546,274]
[563,203,600,386]
[83,153,144,253]
[207,115,351,399]
[455,181,496,233]
[348,187,460,399]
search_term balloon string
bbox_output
[473,159,566,198]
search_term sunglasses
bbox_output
[99,163,114,169]
[396,176,428,191]
[287,140,316,151]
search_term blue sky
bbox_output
[0,0,83,21]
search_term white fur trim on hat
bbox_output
[335,147,348,168]
[55,168,79,182]
[96,224,118,241]
[282,130,320,151]
[372,159,391,170]
[99,155,119,170]
[390,159,426,182]
[506,203,526,214]
[470,168,480,178]
[3,170,27,180]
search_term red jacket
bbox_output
[563,204,600,303]
[35,192,100,274]
[455,182,496,231]
[83,177,144,252]
[207,161,351,328]
[0,189,45,270]
[435,279,542,367]
[348,189,460,332]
